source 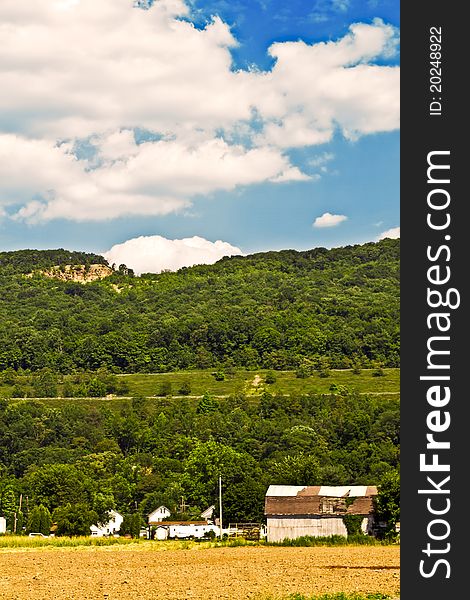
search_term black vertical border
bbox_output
[401,3,466,598]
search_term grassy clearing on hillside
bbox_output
[118,368,399,397]
[1,368,399,401]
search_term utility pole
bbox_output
[219,475,223,540]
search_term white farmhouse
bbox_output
[90,510,124,537]
[0,516,6,534]
[147,505,171,525]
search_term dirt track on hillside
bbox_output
[0,545,400,600]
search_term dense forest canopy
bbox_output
[0,390,399,534]
[0,239,399,373]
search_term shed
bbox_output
[153,520,220,540]
[264,485,378,542]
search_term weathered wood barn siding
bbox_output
[267,515,348,542]
[264,485,377,543]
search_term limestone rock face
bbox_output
[33,264,113,283]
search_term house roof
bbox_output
[265,485,378,517]
[200,505,215,519]
[148,505,170,517]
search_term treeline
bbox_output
[0,389,399,534]
[0,239,400,373]
[0,249,108,275]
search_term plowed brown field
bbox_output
[0,545,400,600]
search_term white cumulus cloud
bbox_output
[103,235,243,274]
[378,226,400,240]
[1,132,302,222]
[0,0,399,222]
[313,212,348,228]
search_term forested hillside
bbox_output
[0,239,399,373]
[0,249,108,275]
[0,239,400,535]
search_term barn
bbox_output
[264,485,378,542]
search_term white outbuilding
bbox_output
[153,521,220,540]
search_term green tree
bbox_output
[197,393,219,414]
[178,381,192,396]
[182,440,265,523]
[27,504,52,535]
[295,365,310,379]
[11,384,26,398]
[265,371,276,384]
[211,371,225,381]
[329,383,349,396]
[156,382,172,397]
[120,512,142,538]
[0,478,16,522]
[0,240,400,372]
[53,503,99,536]
[375,469,400,537]
[1,368,17,385]
[269,453,322,486]
[16,510,25,535]
[38,504,52,535]
[86,378,107,397]
[26,507,41,534]
[92,492,115,525]
[32,369,58,397]
[25,464,94,511]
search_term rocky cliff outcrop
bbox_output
[32,264,113,283]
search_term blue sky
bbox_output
[190,0,399,70]
[0,0,399,273]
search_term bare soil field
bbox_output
[0,545,400,600]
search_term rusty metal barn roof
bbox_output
[264,485,378,517]
[266,485,377,498]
